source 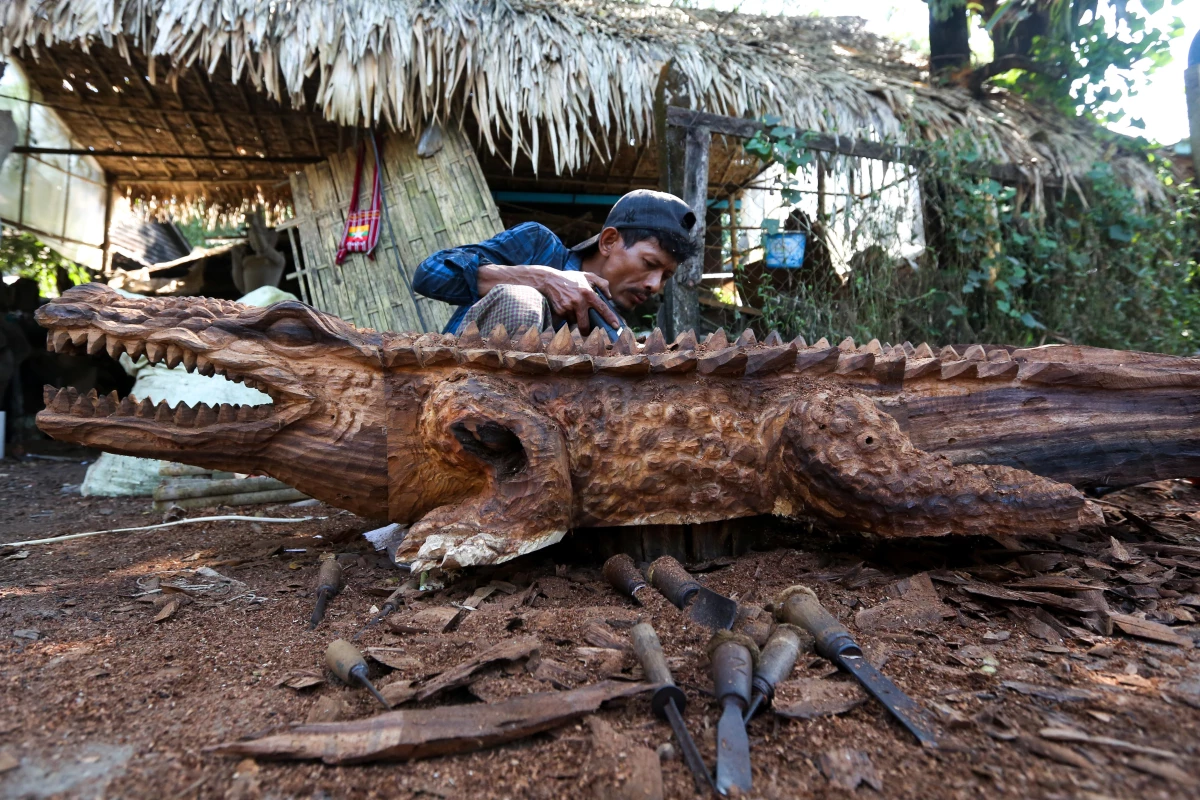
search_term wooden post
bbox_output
[655,60,708,340]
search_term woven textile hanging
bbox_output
[334,139,382,264]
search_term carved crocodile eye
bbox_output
[265,317,316,346]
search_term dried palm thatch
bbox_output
[0,0,1160,201]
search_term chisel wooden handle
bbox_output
[602,554,647,601]
[317,558,345,592]
[752,624,805,703]
[776,585,859,660]
[630,622,687,717]
[709,633,754,707]
[646,555,701,609]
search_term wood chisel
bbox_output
[775,585,940,748]
[629,622,715,795]
[709,631,757,795]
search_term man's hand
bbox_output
[477,264,621,334]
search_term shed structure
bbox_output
[0,0,1165,333]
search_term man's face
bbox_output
[596,230,679,311]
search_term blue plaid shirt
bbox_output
[413,222,583,334]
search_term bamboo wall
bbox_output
[288,128,503,333]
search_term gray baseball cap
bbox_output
[570,189,696,253]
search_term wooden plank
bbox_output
[665,106,1062,188]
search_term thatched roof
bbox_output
[0,0,1160,206]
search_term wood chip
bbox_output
[585,718,663,800]
[152,599,180,622]
[1127,756,1198,787]
[209,680,651,764]
[1016,734,1092,769]
[1109,537,1133,564]
[0,750,18,774]
[365,648,423,672]
[1109,612,1195,649]
[1000,681,1094,702]
[277,671,325,690]
[774,678,868,720]
[817,748,882,791]
[1039,727,1180,760]
[532,657,587,689]
[854,572,954,633]
[381,679,416,706]
[413,636,540,702]
[400,607,462,633]
[305,695,349,724]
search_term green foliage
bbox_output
[744,120,818,204]
[0,228,92,299]
[985,0,1185,126]
[746,136,1200,355]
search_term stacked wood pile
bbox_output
[152,463,308,511]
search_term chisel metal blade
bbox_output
[837,653,939,748]
[687,586,739,630]
[715,702,752,795]
[663,699,716,795]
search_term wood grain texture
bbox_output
[35,286,1200,575]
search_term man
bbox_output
[412,190,700,337]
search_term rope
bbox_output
[4,514,324,548]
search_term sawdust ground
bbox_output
[1,454,1199,799]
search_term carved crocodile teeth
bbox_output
[582,327,608,357]
[763,330,784,347]
[135,397,155,417]
[127,340,146,361]
[86,331,106,356]
[546,324,578,356]
[939,345,961,361]
[182,349,197,372]
[236,405,257,422]
[68,330,88,348]
[116,396,136,416]
[515,326,543,353]
[172,402,195,426]
[71,392,95,417]
[485,324,509,350]
[42,385,55,406]
[962,344,987,361]
[194,404,218,427]
[196,357,215,377]
[154,401,173,423]
[862,338,883,356]
[145,342,166,364]
[642,327,668,355]
[456,321,484,349]
[51,331,70,352]
[106,337,125,360]
[734,329,756,348]
[217,404,237,424]
[50,388,72,413]
[705,328,729,350]
[790,334,807,349]
[165,345,184,369]
[612,328,637,356]
[812,337,830,349]
[913,342,935,359]
[95,391,117,417]
[673,329,698,352]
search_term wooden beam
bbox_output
[665,106,1062,188]
[14,146,321,163]
[655,60,703,340]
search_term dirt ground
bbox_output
[2,454,1200,800]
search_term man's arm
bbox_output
[412,222,560,307]
[414,223,620,331]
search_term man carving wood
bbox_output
[412,190,701,336]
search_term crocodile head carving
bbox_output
[35,284,389,517]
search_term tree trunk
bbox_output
[989,1,1048,60]
[929,1,972,73]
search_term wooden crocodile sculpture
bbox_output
[34,284,1200,574]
